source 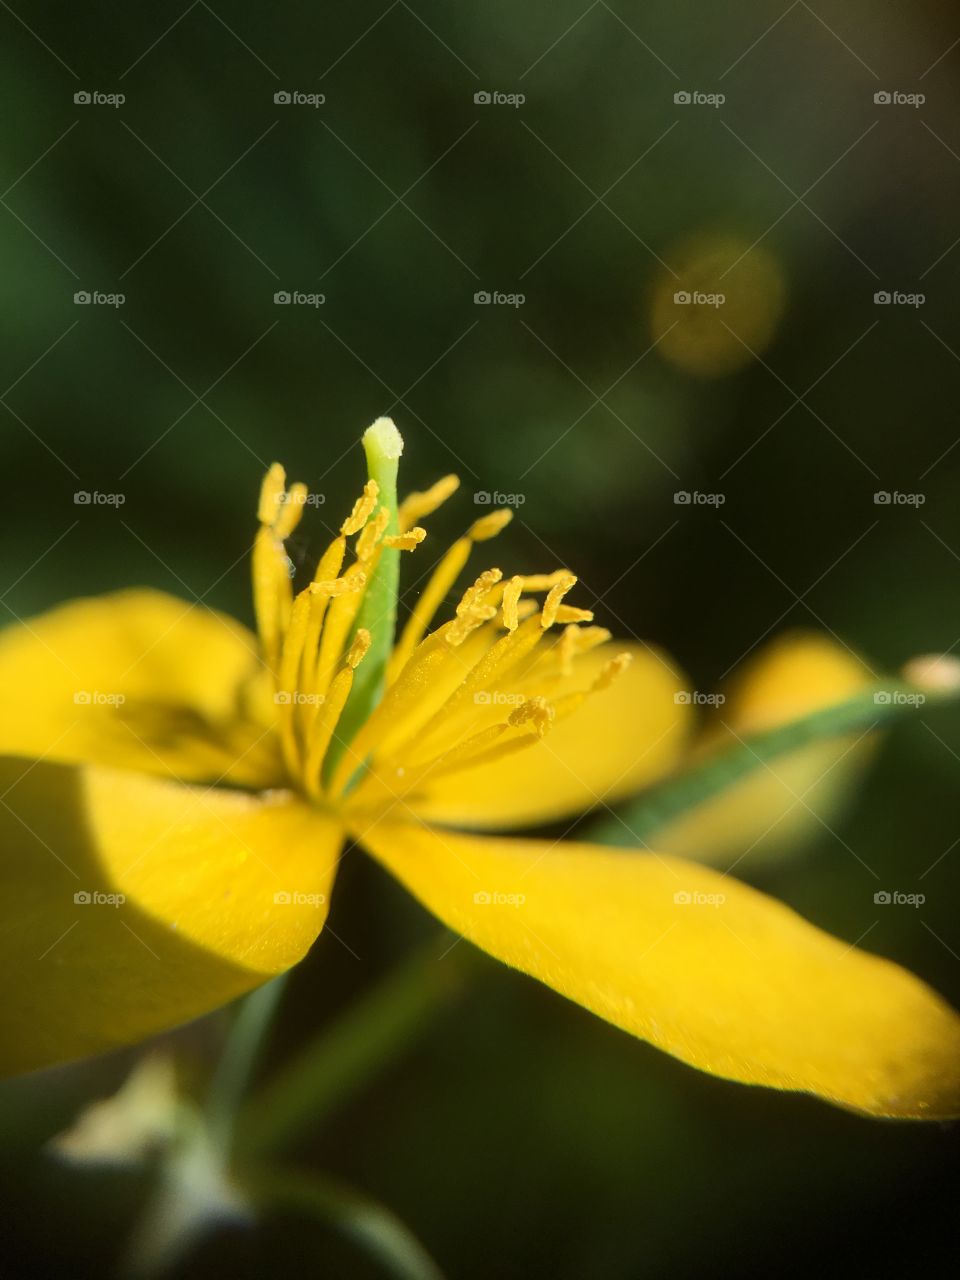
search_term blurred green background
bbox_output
[2,1,960,1276]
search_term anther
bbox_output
[341,480,380,537]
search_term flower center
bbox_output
[251,420,632,808]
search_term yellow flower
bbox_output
[1,418,958,1121]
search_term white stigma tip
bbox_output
[364,417,404,461]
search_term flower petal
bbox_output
[359,820,960,1118]
[0,757,341,1076]
[0,589,282,787]
[405,642,691,830]
[654,632,877,864]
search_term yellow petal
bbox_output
[0,589,282,787]
[359,820,960,1118]
[0,757,341,1076]
[655,632,876,865]
[405,642,691,829]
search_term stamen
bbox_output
[554,604,594,625]
[398,474,460,532]
[501,576,524,632]
[508,694,555,738]
[356,507,390,562]
[273,482,308,539]
[447,569,502,646]
[541,572,577,629]
[346,627,372,669]
[556,624,611,677]
[593,651,633,691]
[383,526,427,551]
[388,513,512,682]
[469,510,513,541]
[276,589,314,773]
[341,480,380,537]
[257,463,287,527]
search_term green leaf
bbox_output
[588,674,960,847]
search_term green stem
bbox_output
[325,418,403,781]
[238,938,463,1157]
[587,676,960,847]
[205,974,288,1157]
[245,1164,445,1280]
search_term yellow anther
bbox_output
[273,481,308,540]
[519,570,571,592]
[554,604,594,625]
[311,535,346,586]
[468,510,513,542]
[309,571,366,598]
[356,507,390,561]
[593,651,633,691]
[446,607,497,647]
[557,624,611,676]
[341,480,380,537]
[346,627,372,669]
[541,572,577,629]
[508,695,555,738]
[398,474,460,532]
[457,568,503,617]
[257,463,287,527]
[383,526,426,551]
[501,576,524,632]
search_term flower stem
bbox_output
[205,974,288,1158]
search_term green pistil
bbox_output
[323,418,403,784]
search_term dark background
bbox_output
[1,2,959,1276]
